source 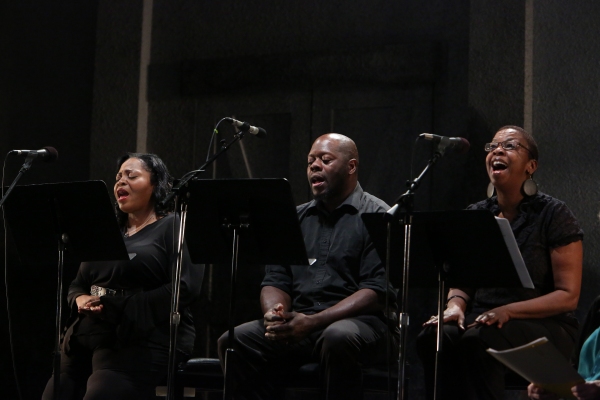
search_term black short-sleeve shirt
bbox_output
[467,192,583,309]
[262,183,395,320]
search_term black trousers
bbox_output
[416,309,578,400]
[217,315,397,400]
[42,333,173,400]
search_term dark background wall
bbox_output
[1,1,599,399]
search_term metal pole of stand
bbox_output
[433,272,445,400]
[223,221,243,400]
[53,234,68,400]
[166,202,188,400]
[396,214,412,400]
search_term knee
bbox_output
[416,325,437,355]
[319,324,360,362]
[85,370,144,400]
[217,331,229,361]
[457,326,492,359]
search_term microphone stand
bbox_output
[165,129,249,400]
[0,154,36,208]
[1,154,64,399]
[385,139,451,400]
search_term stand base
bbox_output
[223,348,236,400]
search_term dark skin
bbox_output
[424,129,582,331]
[263,133,381,343]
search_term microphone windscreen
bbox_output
[43,146,59,162]
[457,138,470,154]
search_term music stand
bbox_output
[362,209,533,400]
[2,181,129,400]
[173,178,308,400]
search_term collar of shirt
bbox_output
[306,182,363,216]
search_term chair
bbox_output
[171,358,403,400]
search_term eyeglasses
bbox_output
[484,140,533,156]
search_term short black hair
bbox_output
[497,125,539,161]
[115,153,174,227]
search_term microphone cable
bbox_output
[2,152,23,400]
[176,117,232,185]
[205,117,232,164]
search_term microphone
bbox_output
[225,118,267,138]
[10,146,59,162]
[420,133,470,154]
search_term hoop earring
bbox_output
[487,182,495,198]
[521,174,538,197]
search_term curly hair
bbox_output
[115,153,174,228]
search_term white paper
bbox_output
[495,217,534,289]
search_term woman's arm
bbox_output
[471,240,582,328]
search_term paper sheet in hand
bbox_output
[495,217,534,289]
[487,337,584,398]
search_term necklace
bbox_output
[124,213,156,238]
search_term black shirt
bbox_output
[262,183,395,320]
[66,213,204,354]
[467,192,583,311]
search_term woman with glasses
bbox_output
[417,126,583,399]
[42,153,204,399]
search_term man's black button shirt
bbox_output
[262,183,395,319]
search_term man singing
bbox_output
[218,133,398,399]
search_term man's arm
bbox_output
[264,288,380,342]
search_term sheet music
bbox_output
[487,337,583,398]
[495,217,534,289]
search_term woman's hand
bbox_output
[76,294,103,316]
[468,305,512,328]
[423,304,466,330]
[571,381,600,400]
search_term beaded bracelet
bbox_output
[446,294,469,306]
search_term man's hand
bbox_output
[264,303,286,329]
[76,294,103,317]
[264,311,316,343]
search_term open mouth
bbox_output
[491,160,508,172]
[310,175,325,187]
[116,188,129,200]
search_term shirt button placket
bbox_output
[315,226,332,285]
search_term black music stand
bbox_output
[176,178,308,400]
[362,209,533,400]
[2,181,129,400]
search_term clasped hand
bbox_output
[263,303,315,343]
[76,294,103,316]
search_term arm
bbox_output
[471,240,582,328]
[265,288,379,342]
[66,262,104,316]
[100,216,204,334]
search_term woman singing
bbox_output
[417,126,583,399]
[43,153,204,399]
